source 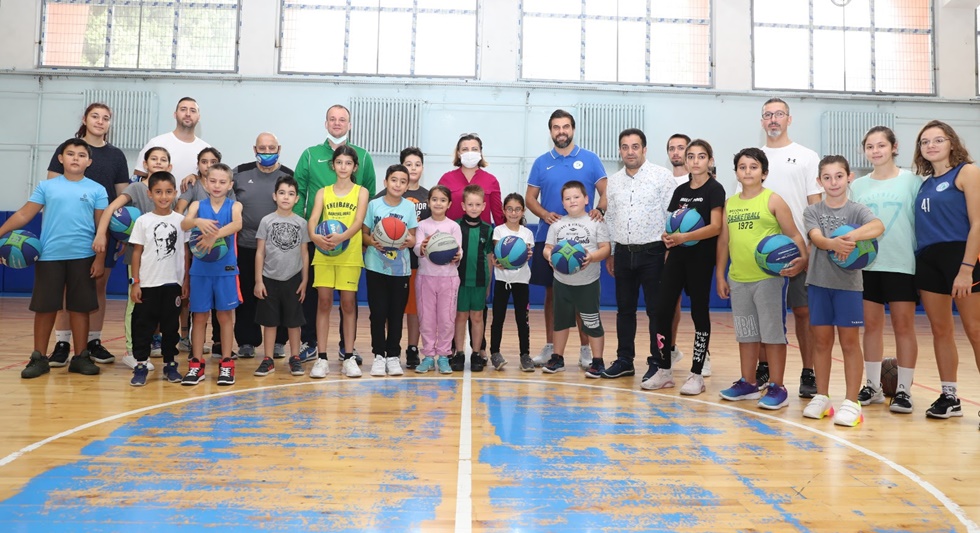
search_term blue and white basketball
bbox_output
[550,238,588,275]
[189,228,229,262]
[315,219,349,257]
[494,235,529,269]
[425,231,459,266]
[109,205,141,242]
[828,224,878,270]
[0,229,42,269]
[755,234,801,276]
[665,208,705,247]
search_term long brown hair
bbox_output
[75,103,112,142]
[686,139,716,180]
[912,120,973,177]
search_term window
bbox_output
[752,0,933,95]
[280,0,477,77]
[39,0,240,72]
[519,0,712,86]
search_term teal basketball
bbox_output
[189,228,229,262]
[754,234,801,276]
[109,206,141,242]
[665,208,705,247]
[828,224,878,270]
[550,238,587,275]
[315,220,349,257]
[0,230,42,269]
[494,235,529,269]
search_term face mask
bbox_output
[460,151,482,169]
[256,152,279,166]
[326,133,348,145]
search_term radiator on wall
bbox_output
[820,111,895,167]
[577,103,644,161]
[349,97,423,157]
[82,90,158,151]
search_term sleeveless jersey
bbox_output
[313,184,364,267]
[726,189,780,283]
[915,163,969,253]
[189,197,238,277]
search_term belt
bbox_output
[616,241,664,253]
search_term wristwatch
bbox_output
[129,277,140,285]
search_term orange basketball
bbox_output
[372,217,408,249]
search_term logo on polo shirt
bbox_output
[573,161,584,170]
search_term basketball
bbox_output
[754,234,801,276]
[0,229,42,269]
[665,208,705,247]
[372,217,408,250]
[315,219,349,256]
[550,238,588,275]
[494,235,529,269]
[881,357,899,397]
[108,205,141,242]
[189,228,229,262]
[425,231,459,265]
[828,224,878,270]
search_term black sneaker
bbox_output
[889,391,913,414]
[22,351,50,379]
[288,355,305,376]
[519,353,534,372]
[542,354,565,374]
[585,359,604,379]
[755,362,770,390]
[87,339,116,364]
[925,393,962,419]
[405,346,421,369]
[641,356,659,381]
[449,351,466,372]
[182,358,205,385]
[471,354,487,372]
[48,341,70,367]
[217,358,236,386]
[600,358,635,379]
[799,368,817,398]
[162,361,182,383]
[253,356,275,376]
[130,363,148,387]
[68,350,100,375]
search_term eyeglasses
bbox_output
[505,207,524,213]
[762,111,788,120]
[919,137,948,147]
[459,132,480,139]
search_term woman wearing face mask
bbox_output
[438,134,504,225]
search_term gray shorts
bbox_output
[786,271,808,309]
[729,276,787,345]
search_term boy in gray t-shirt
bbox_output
[803,200,878,292]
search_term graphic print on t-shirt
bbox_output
[269,221,302,252]
[152,222,178,259]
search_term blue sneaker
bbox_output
[720,378,762,401]
[150,334,162,356]
[162,361,182,383]
[415,356,435,374]
[297,342,317,363]
[758,383,789,410]
[437,356,452,374]
[130,363,148,387]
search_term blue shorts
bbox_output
[807,285,863,327]
[189,275,241,313]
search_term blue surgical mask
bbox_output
[256,152,279,166]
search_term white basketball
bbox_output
[424,231,459,265]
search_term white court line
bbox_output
[454,363,473,533]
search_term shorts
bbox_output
[529,241,554,287]
[862,271,918,304]
[786,271,807,309]
[553,279,603,337]
[808,285,864,327]
[457,285,488,313]
[29,257,98,313]
[255,273,306,328]
[313,264,362,291]
[189,274,241,313]
[405,268,418,315]
[729,276,787,345]
[915,242,980,295]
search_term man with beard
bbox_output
[667,133,691,187]
[136,97,210,181]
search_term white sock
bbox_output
[88,331,101,342]
[865,361,882,388]
[897,366,914,394]
[55,330,71,343]
[940,381,957,397]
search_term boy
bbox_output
[128,171,190,386]
[180,163,243,386]
[253,176,310,377]
[453,184,494,372]
[541,181,611,375]
[8,139,109,379]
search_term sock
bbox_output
[940,382,957,397]
[88,331,101,342]
[592,357,603,364]
[318,352,328,360]
[896,366,914,393]
[865,361,882,388]
[56,330,71,343]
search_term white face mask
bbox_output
[326,133,348,145]
[460,151,482,169]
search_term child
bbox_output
[253,175,311,378]
[128,171,190,386]
[94,146,173,371]
[398,147,431,368]
[454,184,495,372]
[362,164,418,377]
[803,155,884,426]
[716,148,807,409]
[179,162,243,386]
[489,193,535,372]
[308,145,368,379]
[12,139,109,379]
[541,181,611,375]
[413,185,463,374]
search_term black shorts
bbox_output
[529,241,554,288]
[862,271,919,304]
[254,272,306,328]
[914,242,980,296]
[30,257,99,313]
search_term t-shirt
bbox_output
[129,211,188,287]
[458,218,494,288]
[545,214,610,286]
[255,212,310,281]
[492,224,534,284]
[48,141,129,202]
[849,169,922,275]
[363,196,418,276]
[137,132,210,182]
[414,217,462,277]
[375,185,430,269]
[294,141,376,219]
[313,184,364,267]
[233,162,294,249]
[28,176,108,261]
[119,180,166,265]
[668,178,726,259]
[179,179,236,208]
[804,200,878,291]
[527,145,608,241]
[758,143,822,241]
[725,189,780,283]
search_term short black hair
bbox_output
[733,147,769,176]
[667,133,690,150]
[619,128,647,147]
[549,109,575,129]
[61,138,91,158]
[400,146,424,165]
[385,164,409,180]
[148,171,176,189]
[176,96,198,110]
[275,175,299,193]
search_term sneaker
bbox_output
[600,359,635,379]
[288,356,304,376]
[88,339,115,364]
[671,346,683,364]
[370,354,387,376]
[297,342,317,363]
[754,362,769,390]
[121,353,155,371]
[386,357,404,376]
[310,358,330,378]
[437,356,452,374]
[68,351,100,375]
[802,394,835,419]
[163,361,182,383]
[585,359,604,379]
[343,356,362,378]
[834,399,864,427]
[641,368,674,390]
[273,343,286,359]
[519,353,534,372]
[449,352,466,372]
[471,354,487,372]
[758,383,789,410]
[640,356,659,382]
[532,343,553,367]
[415,356,435,374]
[542,355,565,374]
[178,336,192,352]
[21,351,50,379]
[340,348,363,366]
[405,346,421,369]
[238,344,256,359]
[799,369,817,398]
[720,378,762,401]
[579,345,592,369]
[131,364,148,387]
[182,358,205,385]
[702,352,712,377]
[217,358,235,386]
[48,341,70,367]
[150,334,162,356]
[925,393,962,419]
[889,391,913,414]
[253,356,275,376]
[490,352,507,371]
[679,373,706,396]
[858,383,885,405]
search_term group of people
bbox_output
[5,96,980,429]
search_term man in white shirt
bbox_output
[135,97,210,183]
[667,133,690,187]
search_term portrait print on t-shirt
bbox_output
[152,221,179,259]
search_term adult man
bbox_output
[136,97,210,181]
[600,128,675,380]
[294,104,377,365]
[526,109,607,370]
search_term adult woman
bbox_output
[46,103,130,367]
[438,134,504,225]
[912,120,980,423]
[850,126,921,413]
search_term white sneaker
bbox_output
[310,358,330,378]
[370,354,387,376]
[343,357,362,378]
[803,394,835,419]
[641,368,675,390]
[679,373,705,395]
[386,357,403,376]
[121,353,155,371]
[579,345,592,369]
[702,352,711,377]
[671,346,683,364]
[833,399,864,427]
[532,343,553,367]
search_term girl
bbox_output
[399,147,431,369]
[850,126,922,413]
[802,156,883,427]
[413,185,463,374]
[362,165,419,377]
[489,193,535,372]
[912,120,980,423]
[307,145,368,379]
[642,140,725,393]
